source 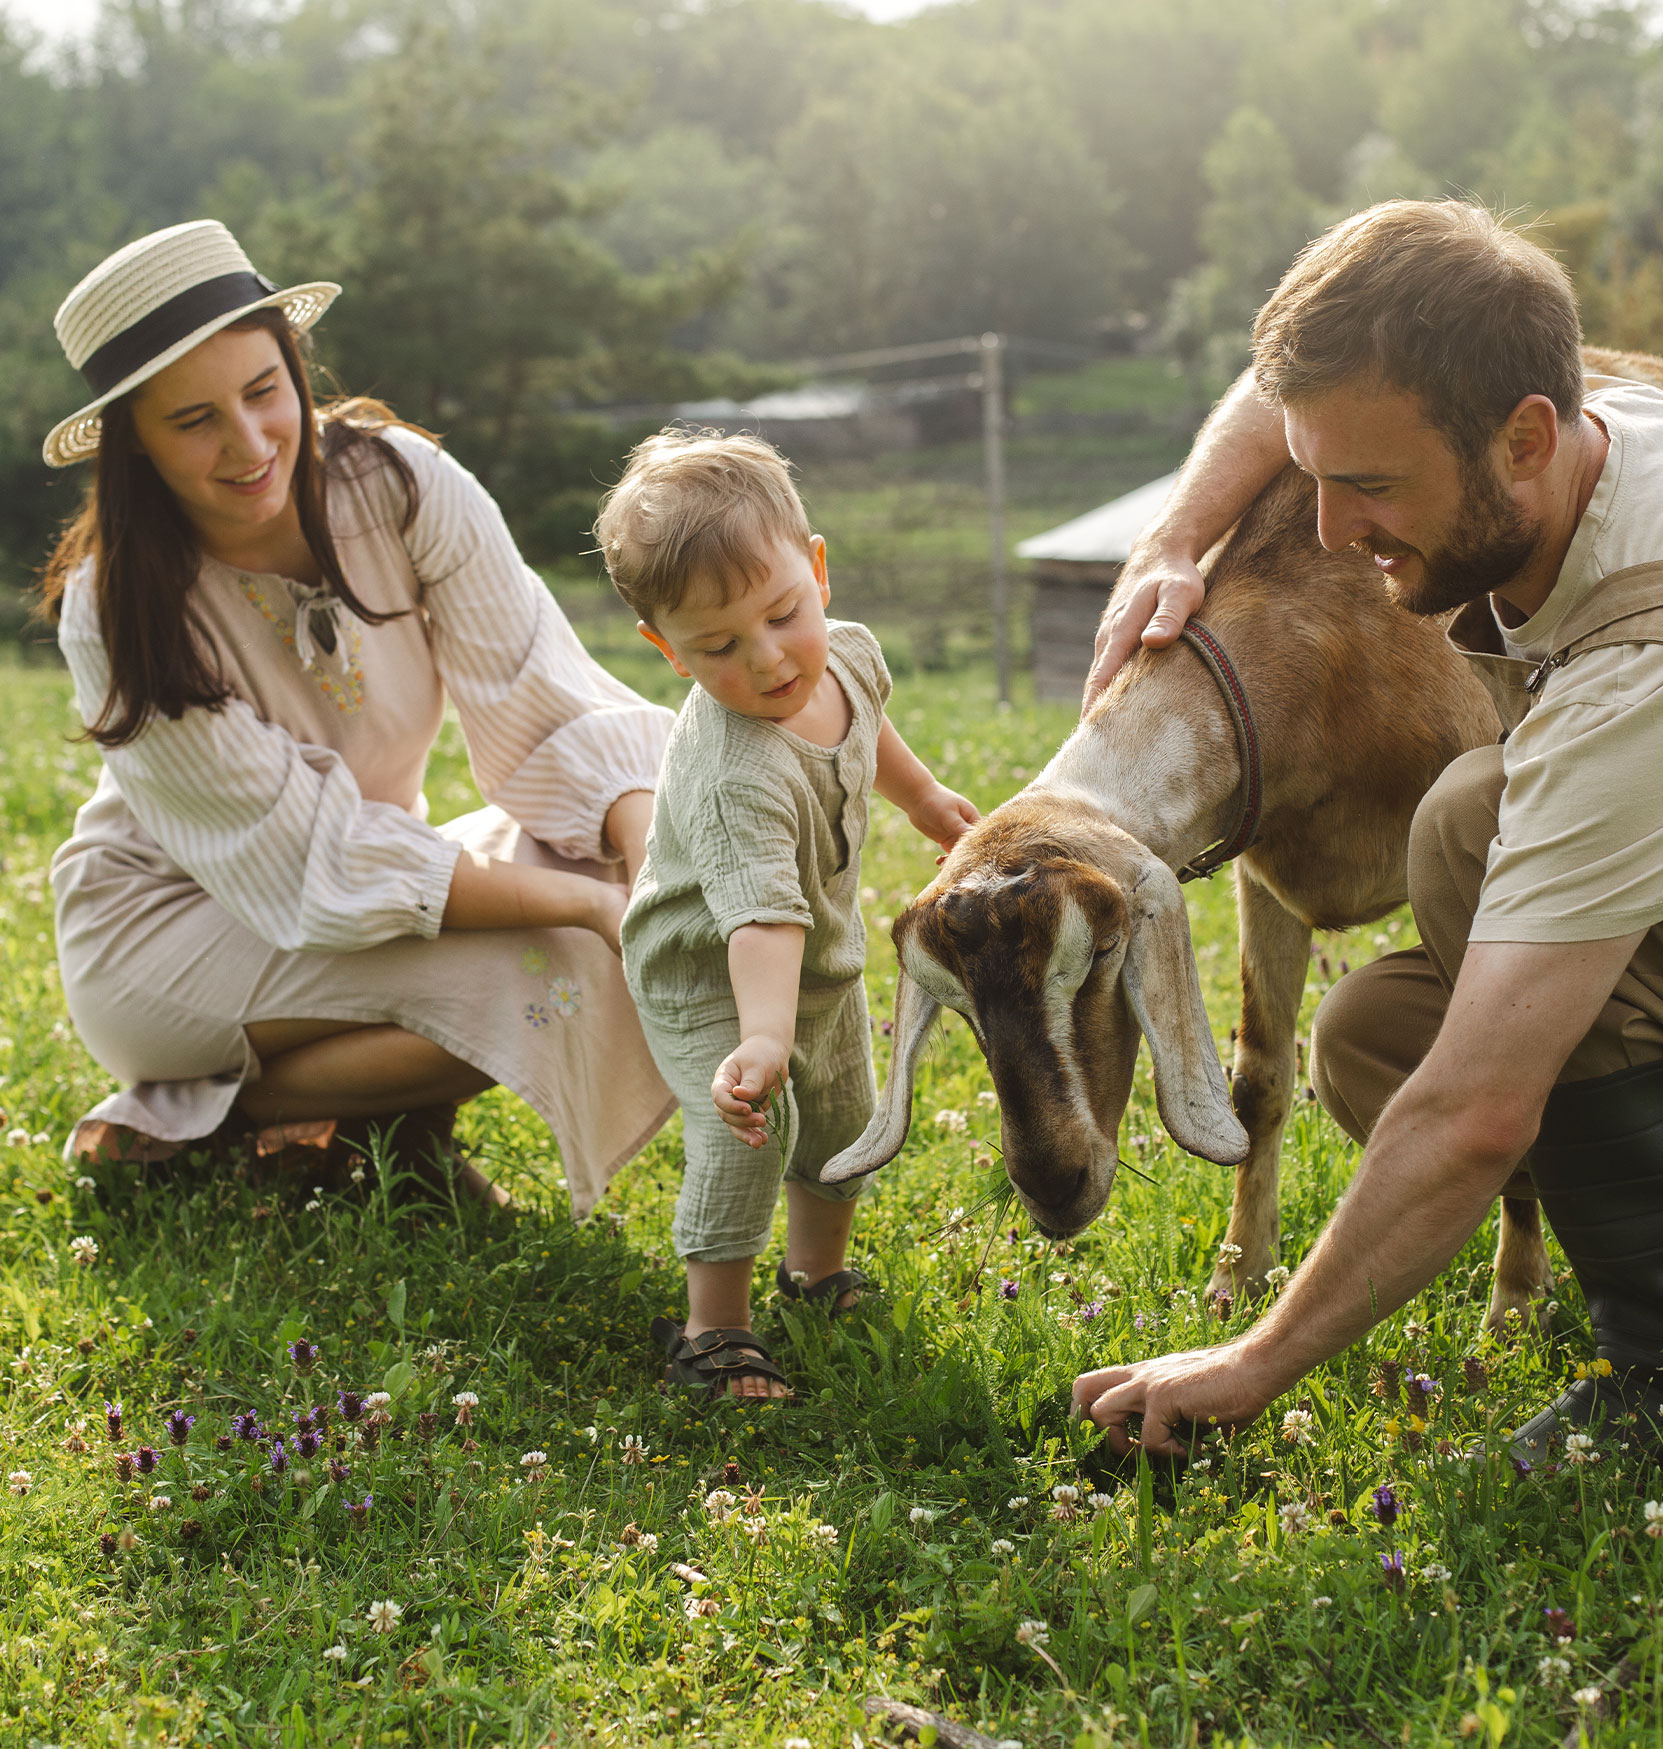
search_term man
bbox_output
[1071,199,1663,1462]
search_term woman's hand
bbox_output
[712,1035,792,1146]
[907,783,980,855]
[444,852,628,953]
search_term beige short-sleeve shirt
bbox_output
[1471,378,1663,943]
[621,620,891,1023]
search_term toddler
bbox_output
[598,430,977,1399]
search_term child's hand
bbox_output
[907,783,980,855]
[712,1035,793,1148]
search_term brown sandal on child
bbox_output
[651,1317,793,1401]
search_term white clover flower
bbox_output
[69,1235,98,1267]
[1573,1687,1602,1708]
[1217,1241,1244,1264]
[75,1176,96,1192]
[1312,1596,1333,1608]
[303,1199,322,1213]
[933,1109,968,1133]
[1088,1492,1113,1512]
[367,1599,403,1633]
[1052,1484,1079,1504]
[620,1435,647,1465]
[1015,1619,1050,1649]
[1419,1562,1452,1583]
[788,1269,809,1286]
[5,1129,28,1147]
[362,1393,391,1412]
[1007,1495,1029,1509]
[741,1518,768,1544]
[148,1495,171,1512]
[1538,1656,1571,1682]
[322,1644,348,1662]
[991,1538,1015,1556]
[7,1470,32,1496]
[784,1739,812,1749]
[683,1594,721,1620]
[519,1451,547,1475]
[909,1506,936,1526]
[976,1090,998,1107]
[811,1523,838,1545]
[452,1391,479,1426]
[1190,1458,1213,1473]
[1565,1431,1595,1465]
[704,1489,737,1514]
[1266,1265,1290,1291]
[30,1132,48,1146]
[1280,1408,1315,1447]
[581,1425,599,1443]
[1277,1499,1310,1534]
[1645,1500,1663,1538]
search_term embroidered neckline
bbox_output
[238,574,365,715]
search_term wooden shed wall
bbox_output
[1030,560,1121,701]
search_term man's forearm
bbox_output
[1237,1084,1521,1395]
[1137,370,1289,564]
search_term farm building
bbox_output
[1017,472,1177,701]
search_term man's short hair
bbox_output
[1252,200,1584,462]
[594,428,812,626]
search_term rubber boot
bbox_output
[1509,1059,1663,1466]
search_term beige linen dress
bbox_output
[50,426,675,1217]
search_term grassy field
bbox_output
[1,650,1660,1749]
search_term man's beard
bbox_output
[1354,460,1541,616]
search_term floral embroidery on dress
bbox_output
[523,1003,551,1029]
[546,978,582,1017]
[520,947,550,977]
[239,575,365,714]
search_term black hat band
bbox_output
[79,270,279,399]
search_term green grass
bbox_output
[1,655,1660,1747]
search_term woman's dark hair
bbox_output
[40,307,432,748]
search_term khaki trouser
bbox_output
[1311,743,1663,1145]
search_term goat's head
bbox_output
[821,794,1248,1236]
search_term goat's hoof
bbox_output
[1482,1282,1554,1338]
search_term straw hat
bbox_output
[43,220,340,468]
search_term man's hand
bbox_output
[907,783,980,855]
[712,1035,792,1146]
[1072,1341,1283,1457]
[1081,547,1207,712]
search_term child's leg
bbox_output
[781,983,878,1303]
[639,1007,797,1398]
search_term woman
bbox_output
[40,219,676,1213]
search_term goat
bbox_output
[822,462,1557,1325]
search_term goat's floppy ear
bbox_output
[819,964,940,1184]
[1120,855,1249,1165]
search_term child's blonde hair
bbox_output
[594,428,812,626]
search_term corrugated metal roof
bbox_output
[1016,472,1178,563]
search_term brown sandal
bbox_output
[651,1317,793,1400]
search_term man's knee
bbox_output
[1309,948,1446,1146]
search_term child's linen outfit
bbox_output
[51,428,676,1215]
[621,621,889,1262]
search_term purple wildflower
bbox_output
[165,1410,195,1448]
[999,1279,1018,1301]
[214,1433,232,1454]
[1511,1455,1533,1478]
[1134,1312,1147,1332]
[1371,1484,1399,1528]
[1080,1300,1105,1321]
[133,1445,160,1476]
[1006,1227,1020,1243]
[1543,1607,1575,1642]
[292,1408,318,1434]
[231,1412,260,1442]
[294,1430,320,1461]
[336,1390,364,1424]
[328,1460,351,1485]
[104,1400,123,1443]
[287,1338,319,1374]
[1380,1550,1406,1592]
[269,1438,289,1475]
[114,1452,134,1483]
[345,1493,373,1528]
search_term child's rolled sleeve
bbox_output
[687,781,813,940]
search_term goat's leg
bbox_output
[1206,867,1310,1308]
[1486,1172,1556,1334]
